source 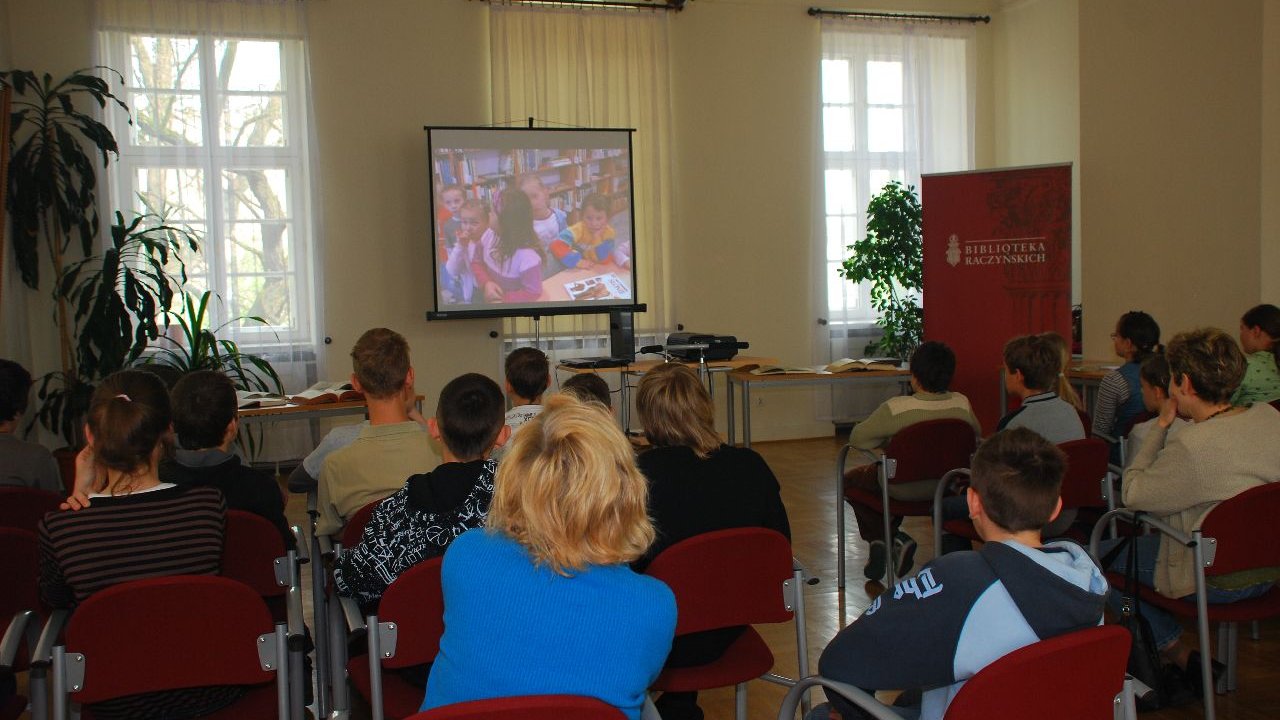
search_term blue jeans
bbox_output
[1098,535,1273,650]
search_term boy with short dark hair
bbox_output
[999,334,1086,443]
[814,428,1108,720]
[317,328,435,535]
[0,358,62,493]
[844,341,981,580]
[493,347,550,461]
[334,373,509,609]
[164,370,295,549]
[562,372,611,409]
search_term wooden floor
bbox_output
[16,436,1280,719]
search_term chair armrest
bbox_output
[0,610,35,668]
[337,593,366,634]
[836,444,879,479]
[31,608,70,668]
[290,525,309,564]
[1088,509,1195,565]
[931,468,971,507]
[792,557,820,586]
[776,676,903,720]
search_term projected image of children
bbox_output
[430,139,634,310]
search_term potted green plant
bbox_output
[31,211,198,445]
[1,68,128,376]
[144,289,283,395]
[838,180,924,360]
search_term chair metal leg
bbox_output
[29,663,49,720]
[1226,622,1238,692]
[1191,532,1216,720]
[327,587,350,717]
[836,445,851,590]
[792,566,811,718]
[880,462,895,586]
[1251,619,1260,641]
[1115,677,1138,720]
[734,682,747,720]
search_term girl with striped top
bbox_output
[1093,311,1161,444]
[38,370,232,718]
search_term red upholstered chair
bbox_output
[776,625,1132,720]
[408,695,625,719]
[49,575,292,719]
[0,529,42,720]
[838,419,977,587]
[343,499,381,548]
[1091,482,1280,720]
[0,487,61,533]
[343,557,446,720]
[221,510,308,714]
[644,528,809,720]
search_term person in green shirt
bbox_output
[1232,304,1280,407]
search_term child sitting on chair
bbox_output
[812,429,1107,720]
[334,373,508,611]
[551,194,616,270]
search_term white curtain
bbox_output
[489,5,675,370]
[815,18,975,421]
[95,0,323,461]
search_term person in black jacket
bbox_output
[162,370,294,550]
[634,362,791,720]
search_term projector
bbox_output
[664,332,742,361]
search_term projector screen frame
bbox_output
[423,125,641,322]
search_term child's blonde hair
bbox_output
[486,393,653,575]
[1038,332,1084,411]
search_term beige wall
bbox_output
[1079,0,1263,358]
[992,0,1080,302]
[1264,0,1280,301]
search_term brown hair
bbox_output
[1241,304,1280,373]
[436,373,506,460]
[505,347,550,401]
[970,427,1066,532]
[486,394,653,575]
[87,370,173,486]
[1003,334,1060,392]
[0,358,33,421]
[350,328,411,398]
[561,373,611,409]
[171,370,237,450]
[1038,332,1084,411]
[582,193,610,216]
[636,363,720,458]
[1165,327,1247,404]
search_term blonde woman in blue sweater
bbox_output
[421,394,676,720]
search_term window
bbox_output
[819,23,973,329]
[100,31,316,348]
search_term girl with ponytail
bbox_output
[38,370,234,718]
[1093,311,1161,456]
[1233,304,1280,406]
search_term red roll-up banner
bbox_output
[922,164,1072,433]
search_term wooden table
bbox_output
[726,367,912,447]
[557,355,777,434]
[238,396,425,426]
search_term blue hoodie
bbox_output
[818,539,1109,719]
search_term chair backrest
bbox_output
[409,694,626,719]
[0,487,61,533]
[1057,438,1110,510]
[1199,481,1280,577]
[1270,398,1280,413]
[883,419,977,484]
[1120,410,1154,438]
[643,527,793,635]
[0,529,39,620]
[944,625,1129,719]
[1076,409,1094,438]
[376,556,446,669]
[221,510,288,598]
[64,575,275,704]
[341,498,381,547]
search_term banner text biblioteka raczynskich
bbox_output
[946,235,1048,267]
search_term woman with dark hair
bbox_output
[633,362,791,720]
[1102,328,1280,695]
[1233,303,1280,406]
[1093,310,1161,441]
[472,188,545,303]
[38,370,230,718]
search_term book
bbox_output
[744,364,828,376]
[563,273,629,301]
[288,381,364,405]
[236,390,287,410]
[825,357,902,373]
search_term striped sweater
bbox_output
[37,483,226,608]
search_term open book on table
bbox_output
[824,357,901,373]
[236,390,287,410]
[288,381,364,405]
[743,364,828,376]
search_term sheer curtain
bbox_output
[96,0,323,461]
[815,18,974,421]
[489,5,675,369]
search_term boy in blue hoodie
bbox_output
[812,427,1109,720]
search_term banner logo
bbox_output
[946,235,961,267]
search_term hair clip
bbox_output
[115,393,132,402]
